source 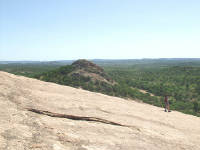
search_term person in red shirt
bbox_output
[164,95,171,112]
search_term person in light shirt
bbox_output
[164,95,171,112]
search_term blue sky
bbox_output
[0,0,200,61]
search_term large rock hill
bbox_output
[70,59,113,83]
[0,71,200,150]
[36,59,114,88]
[72,59,104,72]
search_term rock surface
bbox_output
[71,59,113,83]
[0,71,200,150]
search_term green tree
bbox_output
[193,101,200,113]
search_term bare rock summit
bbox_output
[0,71,200,150]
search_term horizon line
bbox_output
[1,58,200,62]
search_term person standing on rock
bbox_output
[164,95,171,112]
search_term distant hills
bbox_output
[0,60,73,65]
[1,58,200,65]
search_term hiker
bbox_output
[164,96,171,112]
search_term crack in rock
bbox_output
[27,108,140,131]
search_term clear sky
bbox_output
[0,0,200,61]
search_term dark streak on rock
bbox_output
[27,108,140,131]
